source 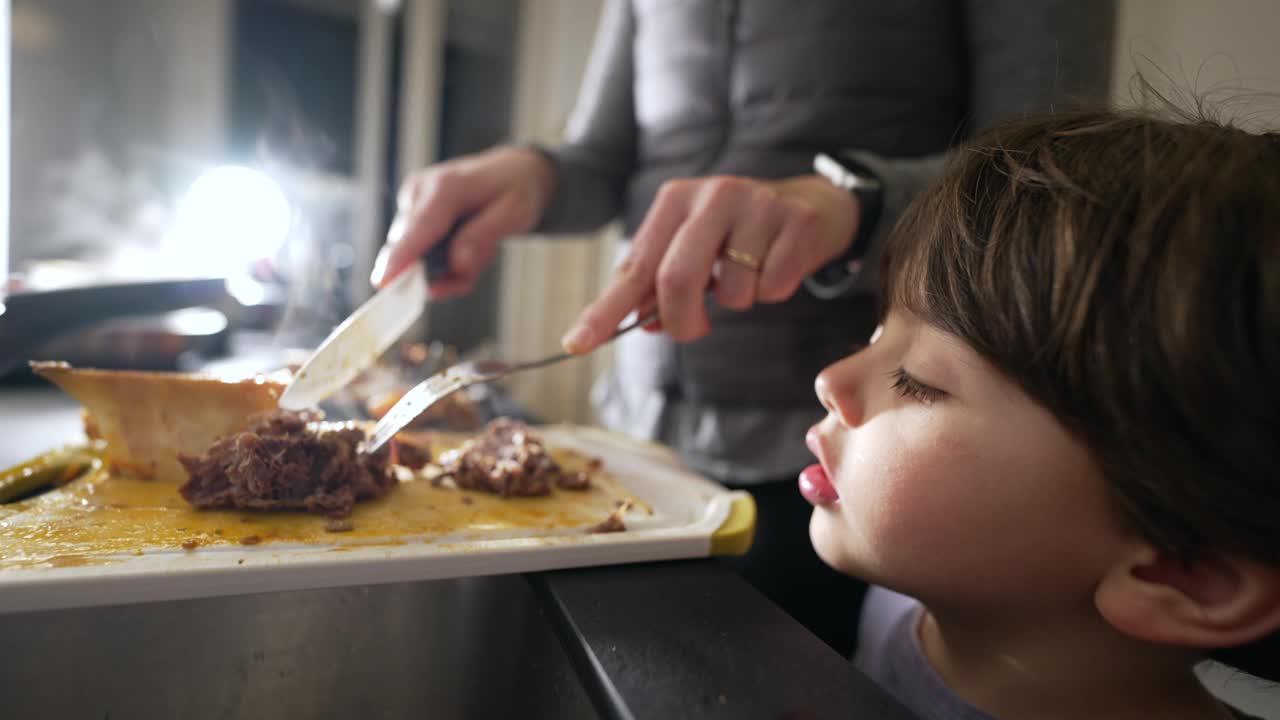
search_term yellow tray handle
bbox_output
[710,491,756,556]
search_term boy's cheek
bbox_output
[829,452,976,575]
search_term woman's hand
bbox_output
[561,174,860,353]
[372,145,557,298]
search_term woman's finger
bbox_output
[396,173,423,212]
[715,191,780,311]
[374,173,466,287]
[757,202,822,303]
[656,195,731,341]
[448,192,531,280]
[562,186,689,353]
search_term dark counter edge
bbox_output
[529,560,919,720]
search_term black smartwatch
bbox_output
[805,151,884,299]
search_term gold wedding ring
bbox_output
[723,248,763,272]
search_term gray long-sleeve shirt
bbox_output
[533,0,1116,484]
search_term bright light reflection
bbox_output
[225,271,267,307]
[165,307,228,336]
[168,166,290,276]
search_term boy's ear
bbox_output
[1095,542,1280,649]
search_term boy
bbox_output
[802,109,1279,719]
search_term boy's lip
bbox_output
[805,427,830,473]
[799,464,839,506]
[801,427,839,506]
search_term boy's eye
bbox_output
[890,367,943,405]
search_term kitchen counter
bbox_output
[0,383,915,720]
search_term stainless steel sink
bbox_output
[0,575,596,719]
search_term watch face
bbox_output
[814,153,881,193]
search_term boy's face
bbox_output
[804,309,1132,611]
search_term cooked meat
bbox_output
[556,471,591,491]
[390,431,432,470]
[588,499,633,534]
[178,410,394,518]
[435,418,591,497]
[588,513,626,534]
[324,518,355,533]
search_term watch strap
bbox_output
[806,151,884,298]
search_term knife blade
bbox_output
[279,225,457,410]
[278,261,428,410]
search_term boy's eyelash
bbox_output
[890,367,943,404]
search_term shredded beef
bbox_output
[555,471,591,491]
[178,409,394,518]
[588,499,633,534]
[588,512,626,534]
[435,418,591,497]
[324,518,355,533]
[390,431,432,470]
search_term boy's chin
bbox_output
[808,507,861,577]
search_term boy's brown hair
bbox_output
[881,108,1279,678]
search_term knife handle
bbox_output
[423,222,461,282]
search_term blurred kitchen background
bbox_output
[1,0,1278,428]
[0,0,614,423]
[0,3,1277,715]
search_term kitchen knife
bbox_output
[278,234,453,410]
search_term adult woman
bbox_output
[374,1,1116,655]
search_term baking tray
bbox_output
[0,425,755,614]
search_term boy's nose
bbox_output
[814,353,864,428]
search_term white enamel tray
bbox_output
[0,426,755,614]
